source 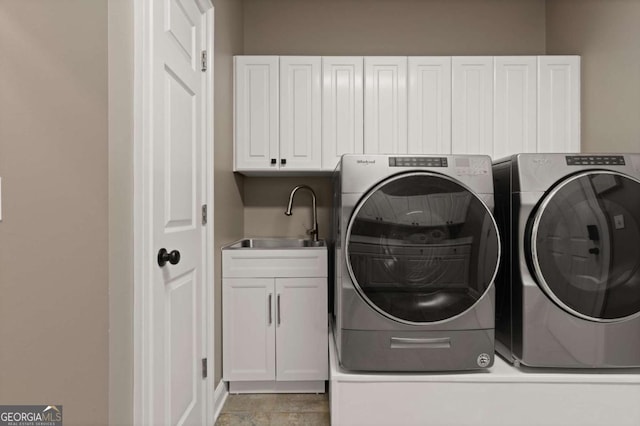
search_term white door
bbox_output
[279,56,322,170]
[364,57,408,154]
[408,56,452,155]
[493,56,537,159]
[234,56,279,171]
[538,55,581,153]
[150,0,209,424]
[275,278,328,381]
[223,278,276,381]
[452,56,494,156]
[322,56,364,171]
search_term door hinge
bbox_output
[202,358,208,379]
[202,204,207,225]
[201,50,207,72]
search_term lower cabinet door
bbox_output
[275,278,328,381]
[223,278,276,381]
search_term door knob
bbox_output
[588,247,600,255]
[157,248,181,266]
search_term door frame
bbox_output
[132,0,215,424]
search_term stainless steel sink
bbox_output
[226,238,326,249]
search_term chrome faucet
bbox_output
[285,185,319,241]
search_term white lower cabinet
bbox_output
[275,278,328,381]
[222,248,328,393]
[223,278,276,382]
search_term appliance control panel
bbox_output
[389,157,448,167]
[566,155,625,166]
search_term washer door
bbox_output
[345,172,500,324]
[529,171,640,322]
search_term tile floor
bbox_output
[215,393,330,426]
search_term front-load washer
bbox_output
[493,153,640,368]
[332,154,500,371]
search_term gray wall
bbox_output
[108,0,134,425]
[213,0,245,385]
[244,177,333,239]
[244,0,546,56]
[546,0,640,153]
[241,0,547,238]
[0,1,109,425]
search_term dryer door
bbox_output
[529,171,640,321]
[345,172,500,324]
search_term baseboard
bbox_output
[212,380,229,422]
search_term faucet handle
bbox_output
[306,228,319,241]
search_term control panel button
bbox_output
[389,157,448,167]
[566,155,625,166]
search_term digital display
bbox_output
[389,157,448,167]
[566,155,625,166]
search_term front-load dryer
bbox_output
[332,154,500,371]
[493,153,640,368]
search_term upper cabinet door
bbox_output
[538,56,581,153]
[279,56,322,170]
[494,56,537,159]
[322,57,364,171]
[234,56,279,171]
[408,57,452,155]
[364,57,408,154]
[452,57,494,156]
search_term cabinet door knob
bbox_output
[280,158,287,165]
[271,158,277,165]
[268,293,273,324]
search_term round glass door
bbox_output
[345,172,500,324]
[529,171,640,321]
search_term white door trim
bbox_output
[204,6,216,426]
[132,0,215,425]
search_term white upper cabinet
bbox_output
[234,56,321,172]
[452,57,494,156]
[364,57,408,154]
[234,56,279,171]
[494,56,537,159]
[279,56,322,170]
[537,55,581,153]
[234,55,582,174]
[322,57,364,171]
[408,57,452,155]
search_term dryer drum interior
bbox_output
[528,170,640,322]
[345,172,500,324]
